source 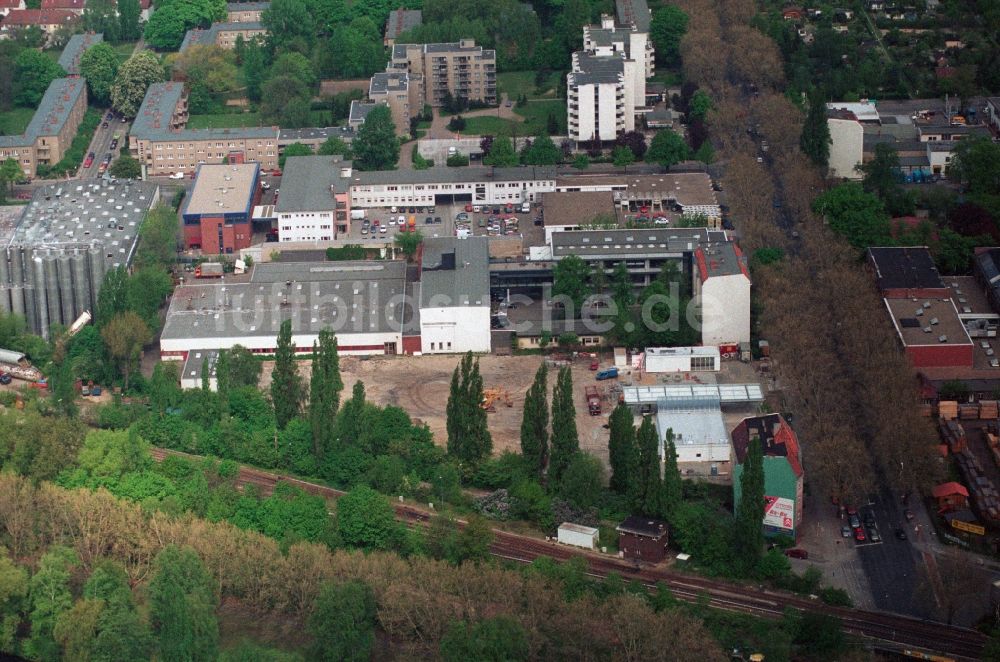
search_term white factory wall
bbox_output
[557,524,599,550]
[698,274,751,346]
[278,211,335,243]
[161,330,402,357]
[644,347,720,373]
[349,179,555,208]
[827,117,863,179]
[674,442,731,465]
[420,306,491,353]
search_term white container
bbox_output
[557,522,599,550]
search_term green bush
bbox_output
[446,153,469,167]
[326,245,367,261]
[818,586,852,607]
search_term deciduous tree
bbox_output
[101,311,152,392]
[483,135,518,167]
[111,51,165,118]
[306,580,376,662]
[551,254,590,311]
[14,49,65,106]
[352,105,399,171]
[336,485,400,550]
[646,130,690,169]
[149,545,219,662]
[79,42,119,105]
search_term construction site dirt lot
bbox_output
[260,354,618,465]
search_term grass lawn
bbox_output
[0,107,35,136]
[113,42,138,64]
[515,99,567,134]
[498,71,561,100]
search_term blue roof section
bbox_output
[58,33,103,75]
[0,77,86,149]
[179,21,264,51]
[132,82,277,142]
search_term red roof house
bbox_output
[40,0,84,11]
[1,8,79,27]
[932,481,970,512]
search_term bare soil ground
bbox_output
[260,354,617,465]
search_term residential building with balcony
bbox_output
[389,40,496,107]
[369,71,418,137]
[179,21,266,51]
[226,1,268,22]
[129,82,278,176]
[0,77,87,178]
[567,52,631,142]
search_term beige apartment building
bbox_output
[226,1,268,21]
[129,82,278,176]
[389,40,496,107]
[368,72,419,136]
[179,21,266,51]
[0,77,88,178]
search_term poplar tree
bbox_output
[335,381,367,446]
[735,437,765,573]
[309,329,343,458]
[661,428,682,518]
[800,90,831,169]
[548,366,578,484]
[446,352,492,465]
[635,415,665,518]
[519,363,549,477]
[608,402,637,494]
[271,319,302,429]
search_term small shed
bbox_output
[617,516,669,564]
[932,481,970,512]
[557,522,599,550]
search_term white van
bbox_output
[350,209,366,220]
[521,202,530,213]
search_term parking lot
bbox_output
[338,201,543,245]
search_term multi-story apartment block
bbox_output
[0,9,79,43]
[179,21,266,51]
[369,72,418,136]
[129,82,279,176]
[226,1,268,22]
[0,77,87,178]
[568,0,654,143]
[389,40,496,107]
[58,32,102,76]
[383,8,421,46]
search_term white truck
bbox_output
[350,209,366,220]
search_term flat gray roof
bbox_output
[615,0,651,31]
[349,100,378,124]
[392,41,494,58]
[132,82,277,142]
[278,126,354,143]
[183,163,259,216]
[181,348,218,382]
[420,236,489,308]
[275,156,351,212]
[695,242,749,280]
[0,78,87,149]
[370,71,409,94]
[570,52,625,85]
[353,165,559,187]
[250,259,406,283]
[550,227,728,258]
[163,265,414,340]
[541,191,616,226]
[58,33,102,75]
[7,180,159,270]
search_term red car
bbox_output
[853,527,866,542]
[83,152,95,168]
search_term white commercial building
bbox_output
[348,166,557,208]
[275,157,353,242]
[557,523,599,550]
[694,243,751,346]
[644,346,721,373]
[419,237,492,354]
[826,111,864,179]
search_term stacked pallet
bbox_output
[938,400,959,420]
[954,448,1000,523]
[960,403,981,419]
[982,401,1000,419]
[940,419,967,453]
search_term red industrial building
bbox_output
[181,163,260,254]
[616,516,669,564]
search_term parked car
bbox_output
[379,225,387,234]
[853,527,866,542]
[83,152,95,168]
[169,172,185,179]
[848,513,861,529]
[260,181,271,190]
[424,216,433,224]
[784,548,808,559]
[840,525,852,538]
[863,512,875,527]
[868,527,881,543]
[433,217,442,224]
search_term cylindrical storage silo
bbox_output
[32,258,49,339]
[0,250,9,287]
[88,245,105,312]
[57,254,75,328]
[10,247,23,286]
[44,253,61,329]
[10,285,25,319]
[71,250,90,317]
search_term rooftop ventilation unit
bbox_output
[938,335,948,343]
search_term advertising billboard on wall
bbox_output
[763,496,795,532]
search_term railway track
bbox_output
[150,446,986,660]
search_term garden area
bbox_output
[0,107,34,136]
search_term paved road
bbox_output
[80,112,131,178]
